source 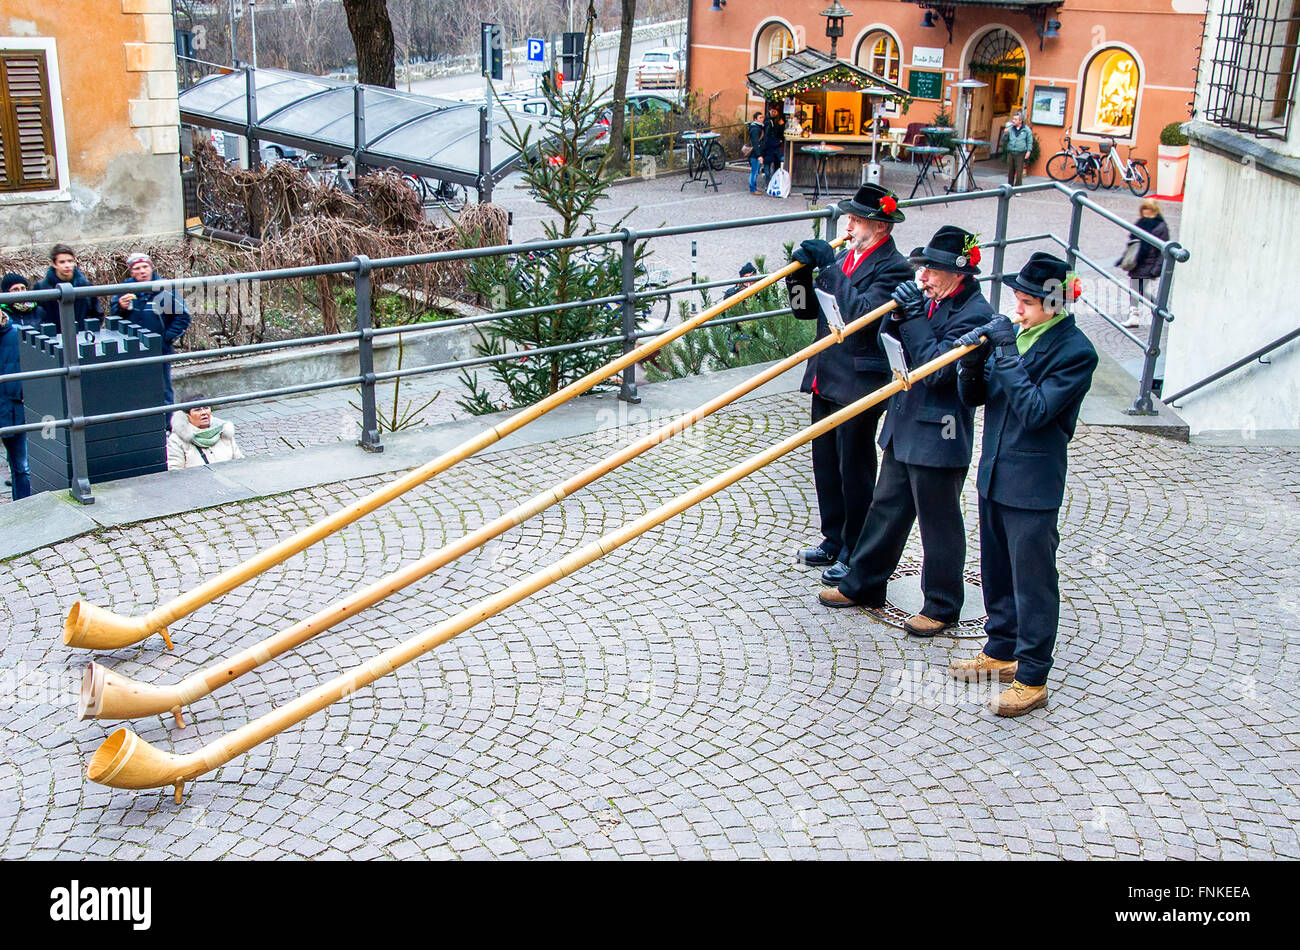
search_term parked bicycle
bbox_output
[1095,136,1151,196]
[1045,134,1100,189]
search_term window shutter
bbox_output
[0,51,57,192]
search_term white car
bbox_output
[635,48,685,90]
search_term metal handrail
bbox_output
[0,185,1192,500]
[1163,325,1300,406]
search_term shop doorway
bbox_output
[965,28,1026,159]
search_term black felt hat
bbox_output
[1003,251,1071,299]
[908,225,980,275]
[836,183,905,223]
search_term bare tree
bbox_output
[606,0,637,176]
[342,0,397,87]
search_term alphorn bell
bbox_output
[78,299,898,727]
[87,337,981,802]
[63,243,842,652]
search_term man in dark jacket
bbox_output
[760,103,787,188]
[112,251,191,408]
[785,184,914,583]
[33,244,103,328]
[950,252,1098,716]
[819,226,992,635]
[1,274,33,500]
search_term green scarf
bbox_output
[190,422,224,450]
[1016,312,1068,355]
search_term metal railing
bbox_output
[0,183,1189,503]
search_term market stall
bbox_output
[746,48,911,195]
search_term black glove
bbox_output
[954,327,985,350]
[795,239,836,269]
[981,314,1018,348]
[889,280,927,322]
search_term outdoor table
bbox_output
[907,145,949,199]
[947,137,991,194]
[680,130,720,192]
[800,143,843,202]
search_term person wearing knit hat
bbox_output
[112,250,191,411]
[1,273,38,326]
[0,274,33,500]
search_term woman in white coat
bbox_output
[167,400,244,469]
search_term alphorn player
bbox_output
[819,226,991,636]
[785,184,913,585]
[948,252,1097,716]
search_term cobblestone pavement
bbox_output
[2,392,1297,859]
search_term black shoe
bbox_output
[820,561,850,585]
[796,541,838,567]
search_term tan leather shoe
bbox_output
[948,652,1018,683]
[818,588,861,608]
[903,613,953,637]
[988,680,1048,717]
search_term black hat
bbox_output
[908,225,981,275]
[2,273,27,293]
[739,261,757,278]
[1003,252,1070,300]
[836,183,905,223]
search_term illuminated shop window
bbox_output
[1078,47,1140,138]
[756,22,795,68]
[856,31,900,85]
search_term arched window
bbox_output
[969,28,1026,115]
[756,21,795,69]
[1078,47,1140,138]
[856,30,900,85]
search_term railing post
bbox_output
[1065,190,1085,272]
[989,183,1013,311]
[57,283,93,504]
[1128,243,1181,416]
[353,255,383,452]
[619,228,641,404]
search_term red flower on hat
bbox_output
[961,232,982,267]
[968,246,981,266]
[879,195,897,215]
[1069,274,1084,300]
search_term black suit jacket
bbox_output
[785,236,914,405]
[877,277,992,468]
[958,314,1098,510]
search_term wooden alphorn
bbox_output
[86,337,979,803]
[64,243,842,652]
[78,299,897,727]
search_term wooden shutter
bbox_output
[0,50,57,192]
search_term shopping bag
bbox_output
[1117,240,1140,272]
[766,166,791,199]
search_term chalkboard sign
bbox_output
[908,69,944,101]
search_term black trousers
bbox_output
[810,393,887,563]
[978,495,1061,687]
[838,445,968,622]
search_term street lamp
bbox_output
[820,2,853,59]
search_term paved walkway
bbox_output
[1,388,1296,859]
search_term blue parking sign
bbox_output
[527,39,544,63]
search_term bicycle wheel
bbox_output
[707,142,727,171]
[1079,159,1101,191]
[1099,156,1116,189]
[1045,151,1077,182]
[1127,162,1151,197]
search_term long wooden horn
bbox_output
[64,244,841,652]
[86,338,977,803]
[78,299,897,727]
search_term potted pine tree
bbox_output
[1157,122,1190,197]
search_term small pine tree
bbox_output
[458,4,650,415]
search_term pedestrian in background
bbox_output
[746,110,765,194]
[1121,198,1169,328]
[112,252,192,409]
[167,397,244,470]
[34,244,102,328]
[0,274,33,500]
[760,102,787,191]
[1003,110,1033,186]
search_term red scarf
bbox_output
[842,235,888,277]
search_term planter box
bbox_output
[1157,144,1190,197]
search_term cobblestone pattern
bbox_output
[2,392,1296,860]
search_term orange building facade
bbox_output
[688,0,1206,177]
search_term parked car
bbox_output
[635,48,685,90]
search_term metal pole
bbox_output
[478,106,493,203]
[989,183,1012,310]
[1128,245,1179,416]
[352,83,366,176]
[619,229,641,404]
[1064,190,1085,272]
[249,0,258,70]
[228,0,238,65]
[58,284,93,504]
[353,256,383,452]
